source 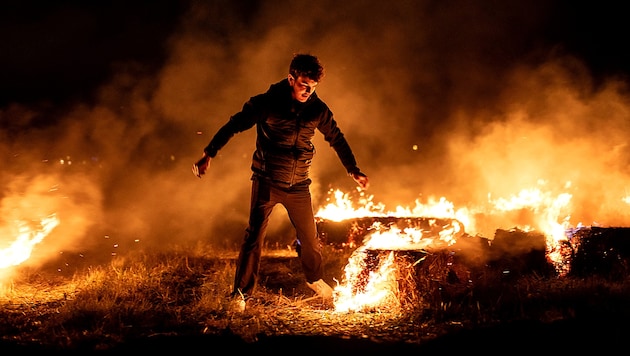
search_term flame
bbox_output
[364,222,460,250]
[317,189,469,312]
[315,188,385,221]
[334,248,399,313]
[332,221,464,312]
[316,188,470,225]
[317,184,589,311]
[487,186,572,272]
[0,214,60,270]
[488,187,572,238]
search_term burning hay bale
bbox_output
[322,217,558,313]
[325,217,469,312]
[316,216,466,247]
[324,216,630,314]
[333,247,458,313]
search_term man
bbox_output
[192,53,369,310]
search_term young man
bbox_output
[193,53,369,310]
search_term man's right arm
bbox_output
[192,97,260,179]
[192,119,240,179]
[203,99,260,157]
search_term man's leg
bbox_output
[233,177,275,296]
[284,185,332,301]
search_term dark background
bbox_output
[1,0,627,107]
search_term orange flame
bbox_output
[334,248,399,313]
[1,214,59,270]
[487,186,573,272]
[332,221,463,312]
[319,189,467,312]
[319,184,586,311]
[316,188,471,226]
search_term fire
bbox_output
[334,248,399,313]
[486,185,573,271]
[316,188,471,226]
[0,214,60,270]
[317,184,583,312]
[317,191,466,312]
[316,188,385,221]
[363,223,460,250]
[488,186,572,239]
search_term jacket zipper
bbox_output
[289,112,301,187]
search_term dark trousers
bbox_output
[232,176,323,296]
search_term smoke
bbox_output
[447,59,630,227]
[1,0,629,269]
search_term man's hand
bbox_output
[350,171,369,190]
[192,154,211,178]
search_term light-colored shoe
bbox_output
[229,294,246,313]
[307,279,333,301]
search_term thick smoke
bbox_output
[1,0,628,270]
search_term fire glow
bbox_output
[316,188,469,224]
[315,185,580,313]
[0,214,59,271]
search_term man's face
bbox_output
[288,74,318,103]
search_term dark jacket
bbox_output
[204,79,360,188]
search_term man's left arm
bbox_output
[318,109,369,190]
[349,170,369,189]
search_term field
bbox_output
[2,228,630,355]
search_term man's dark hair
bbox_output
[289,54,324,82]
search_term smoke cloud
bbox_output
[1,1,628,270]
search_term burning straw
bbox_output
[332,220,462,313]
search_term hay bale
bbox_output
[567,227,630,279]
[485,229,555,278]
[356,248,454,309]
[316,217,465,247]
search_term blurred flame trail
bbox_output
[334,247,399,313]
[0,214,59,269]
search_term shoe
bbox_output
[229,293,246,313]
[307,279,333,301]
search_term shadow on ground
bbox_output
[2,318,625,355]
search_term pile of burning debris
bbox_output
[317,216,630,312]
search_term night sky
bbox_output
[1,1,629,267]
[1,1,627,106]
